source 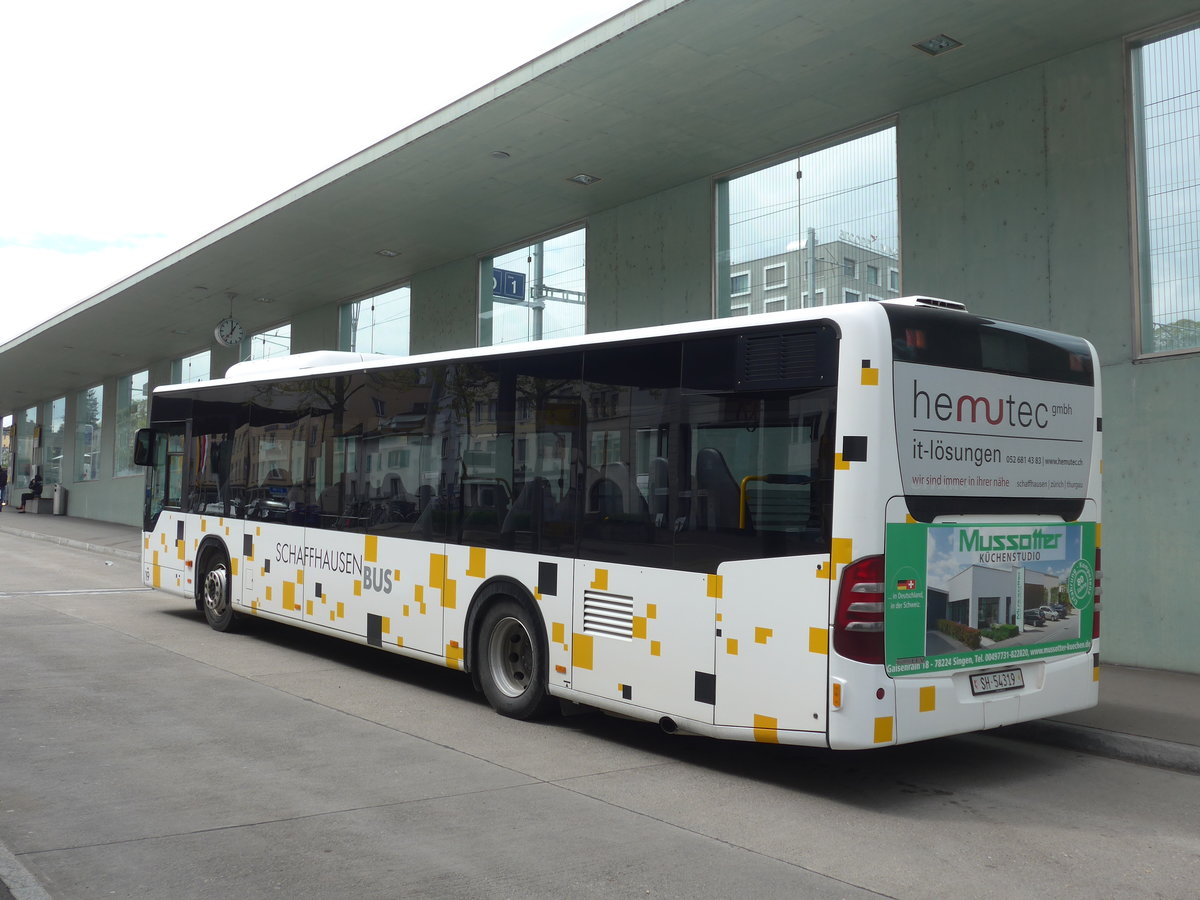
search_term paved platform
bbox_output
[1,505,1197,775]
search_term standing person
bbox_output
[17,469,42,513]
[0,465,7,507]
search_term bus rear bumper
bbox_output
[889,647,1100,747]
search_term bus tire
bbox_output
[476,598,556,720]
[199,549,238,633]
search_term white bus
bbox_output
[135,297,1101,749]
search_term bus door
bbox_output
[713,555,831,738]
[690,386,835,741]
[139,422,188,592]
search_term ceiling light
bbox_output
[913,34,962,56]
[376,249,400,258]
[172,329,191,335]
[255,296,273,303]
[489,150,511,160]
[567,173,601,186]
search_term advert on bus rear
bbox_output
[884,362,1097,677]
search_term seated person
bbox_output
[17,471,44,512]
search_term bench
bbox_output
[22,497,54,514]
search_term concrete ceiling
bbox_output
[2,0,1195,414]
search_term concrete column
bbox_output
[410,259,479,354]
[291,304,341,354]
[587,177,713,334]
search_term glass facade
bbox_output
[14,406,37,491]
[243,324,292,362]
[75,385,103,482]
[715,126,899,317]
[42,397,65,486]
[115,370,149,477]
[340,286,411,356]
[172,350,211,384]
[480,227,587,346]
[1133,24,1200,353]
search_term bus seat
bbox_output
[695,447,742,530]
[649,456,669,524]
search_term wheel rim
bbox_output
[203,564,229,618]
[487,615,534,698]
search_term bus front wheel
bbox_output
[477,599,555,720]
[200,552,238,632]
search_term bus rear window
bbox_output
[888,305,1097,523]
[886,305,1093,386]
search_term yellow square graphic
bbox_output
[808,627,829,655]
[429,554,447,589]
[873,716,894,743]
[572,633,594,670]
[467,546,487,579]
[919,685,936,712]
[753,714,780,744]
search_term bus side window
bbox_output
[674,389,833,571]
[579,343,680,568]
[143,423,186,530]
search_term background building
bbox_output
[1,0,1198,674]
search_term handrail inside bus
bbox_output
[738,473,813,529]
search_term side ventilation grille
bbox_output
[583,591,634,640]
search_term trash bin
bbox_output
[52,483,68,516]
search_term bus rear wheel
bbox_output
[477,599,555,720]
[200,552,238,632]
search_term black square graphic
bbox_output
[695,671,716,705]
[842,435,868,462]
[538,561,558,597]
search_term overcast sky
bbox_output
[0,0,640,348]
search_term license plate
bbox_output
[970,668,1024,696]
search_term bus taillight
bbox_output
[834,555,885,665]
[1093,547,1102,639]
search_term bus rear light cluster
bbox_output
[834,555,886,665]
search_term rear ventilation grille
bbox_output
[583,591,634,640]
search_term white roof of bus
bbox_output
[153,297,959,394]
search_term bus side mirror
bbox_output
[133,428,156,466]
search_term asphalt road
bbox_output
[2,531,1198,899]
